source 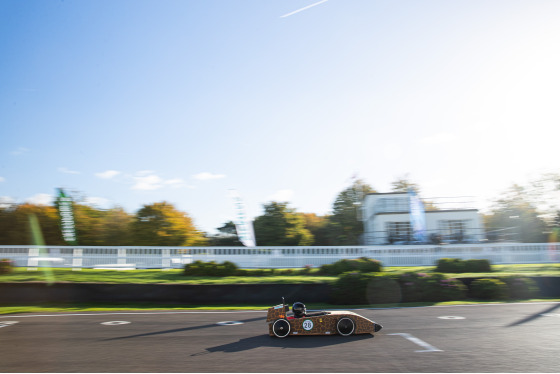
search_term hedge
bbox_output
[501,276,539,299]
[318,257,382,275]
[183,261,314,277]
[0,259,14,275]
[436,258,492,273]
[330,271,466,305]
[470,278,508,300]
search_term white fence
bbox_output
[0,243,559,270]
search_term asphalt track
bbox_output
[1,302,559,372]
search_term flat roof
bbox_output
[366,192,408,196]
[374,209,479,215]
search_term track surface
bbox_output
[1,302,559,372]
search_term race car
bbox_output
[266,298,383,338]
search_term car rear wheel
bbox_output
[272,318,291,338]
[337,317,355,336]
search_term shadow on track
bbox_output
[506,303,560,327]
[101,316,267,341]
[192,334,374,356]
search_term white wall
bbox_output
[363,193,483,245]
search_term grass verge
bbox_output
[1,263,559,284]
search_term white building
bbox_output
[362,192,484,245]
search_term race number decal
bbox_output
[302,319,314,331]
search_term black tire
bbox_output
[272,318,291,338]
[337,317,355,336]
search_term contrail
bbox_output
[280,0,328,18]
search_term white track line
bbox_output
[389,333,443,353]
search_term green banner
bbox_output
[55,188,77,245]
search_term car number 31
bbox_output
[302,320,314,331]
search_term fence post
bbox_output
[162,249,171,270]
[72,248,83,271]
[118,248,127,265]
[27,247,39,271]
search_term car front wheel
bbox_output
[272,318,291,338]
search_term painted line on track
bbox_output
[101,321,131,325]
[389,333,443,353]
[0,321,19,328]
[216,321,244,326]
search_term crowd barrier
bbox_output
[0,243,558,270]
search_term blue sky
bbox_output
[2,0,559,234]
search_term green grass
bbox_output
[0,268,337,284]
[384,263,560,278]
[2,263,558,315]
[1,263,559,285]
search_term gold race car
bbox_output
[266,298,383,338]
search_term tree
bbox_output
[527,173,560,224]
[101,207,134,246]
[74,204,107,246]
[485,184,548,243]
[329,179,375,245]
[300,213,333,246]
[131,202,208,246]
[253,202,313,246]
[391,175,421,193]
[0,204,64,245]
[208,221,243,246]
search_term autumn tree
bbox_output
[300,213,333,246]
[130,202,208,246]
[0,204,64,245]
[73,204,107,246]
[253,202,313,246]
[100,207,134,246]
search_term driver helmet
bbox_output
[292,302,306,318]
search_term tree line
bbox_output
[0,174,558,246]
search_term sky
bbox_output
[1,0,560,234]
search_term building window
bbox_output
[438,220,470,242]
[386,222,411,244]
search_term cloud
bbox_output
[11,147,30,156]
[0,196,15,209]
[267,189,295,202]
[131,171,194,190]
[25,193,53,206]
[193,172,226,181]
[0,177,5,183]
[164,178,195,189]
[132,172,163,190]
[95,170,121,179]
[84,196,111,208]
[58,167,80,175]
